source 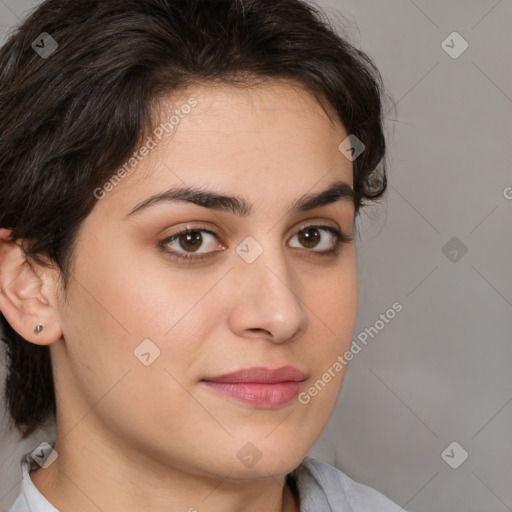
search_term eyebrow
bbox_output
[125,179,355,218]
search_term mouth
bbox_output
[200,366,307,409]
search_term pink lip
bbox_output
[201,366,307,408]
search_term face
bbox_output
[50,81,358,480]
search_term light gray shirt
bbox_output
[9,448,405,512]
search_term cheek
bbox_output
[300,260,357,412]
[73,250,218,383]
[317,255,358,345]
[57,252,206,431]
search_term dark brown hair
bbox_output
[0,0,393,439]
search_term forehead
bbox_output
[95,81,353,217]
[159,80,345,143]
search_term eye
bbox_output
[159,224,353,263]
[289,225,352,255]
[160,225,222,262]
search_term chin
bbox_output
[223,441,309,480]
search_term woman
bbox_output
[0,0,402,510]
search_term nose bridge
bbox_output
[229,233,308,341]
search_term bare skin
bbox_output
[0,80,357,512]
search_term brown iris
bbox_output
[178,231,203,252]
[297,227,320,248]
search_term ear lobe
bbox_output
[0,228,63,345]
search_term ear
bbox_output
[0,228,63,345]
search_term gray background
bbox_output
[1,1,511,511]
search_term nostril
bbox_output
[248,328,272,336]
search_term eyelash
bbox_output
[159,224,353,264]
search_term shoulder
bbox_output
[8,447,60,512]
[289,456,405,512]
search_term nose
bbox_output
[227,239,308,343]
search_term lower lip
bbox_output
[201,381,304,408]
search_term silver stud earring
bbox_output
[33,324,44,335]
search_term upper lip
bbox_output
[202,366,307,383]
